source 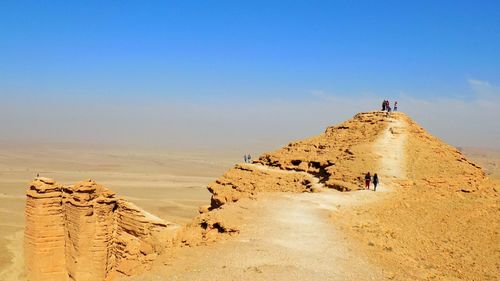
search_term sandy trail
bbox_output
[372,117,407,191]
[127,192,385,281]
[126,117,409,280]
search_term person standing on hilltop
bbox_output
[394,101,398,111]
[382,100,386,111]
[364,172,371,190]
[244,154,248,163]
[247,154,252,163]
[373,173,379,191]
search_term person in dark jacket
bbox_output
[373,173,379,191]
[364,172,371,190]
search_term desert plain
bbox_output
[0,143,241,279]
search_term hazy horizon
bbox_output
[2,88,499,151]
[1,1,499,150]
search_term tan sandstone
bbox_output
[25,178,178,281]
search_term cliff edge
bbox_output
[25,178,178,281]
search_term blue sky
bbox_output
[0,1,499,148]
[1,0,499,100]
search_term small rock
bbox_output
[38,177,55,185]
[198,205,211,214]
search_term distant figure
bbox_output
[394,101,398,111]
[373,173,379,191]
[36,173,39,178]
[382,100,386,111]
[364,172,371,190]
[244,155,248,163]
[247,154,252,163]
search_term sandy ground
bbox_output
[0,144,242,278]
[127,191,389,281]
[373,118,407,181]
[333,136,500,279]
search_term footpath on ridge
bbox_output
[123,114,408,281]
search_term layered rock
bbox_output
[62,180,117,281]
[208,164,313,208]
[207,111,491,209]
[256,111,390,191]
[25,177,67,281]
[114,200,176,276]
[206,112,390,209]
[25,178,177,281]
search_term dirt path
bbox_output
[372,117,407,191]
[126,192,385,281]
[123,116,409,281]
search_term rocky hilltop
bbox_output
[25,178,178,281]
[24,111,495,281]
[179,111,492,248]
[207,111,489,209]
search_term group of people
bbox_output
[382,100,397,112]
[364,172,379,191]
[243,154,252,163]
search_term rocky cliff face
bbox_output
[25,177,67,281]
[206,112,391,209]
[25,178,177,281]
[206,111,491,209]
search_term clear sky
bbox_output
[1,1,499,149]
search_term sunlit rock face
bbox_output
[25,178,177,281]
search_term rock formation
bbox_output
[25,111,493,279]
[25,177,67,281]
[25,178,178,281]
[208,164,313,208]
[206,111,491,209]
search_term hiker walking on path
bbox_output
[364,172,371,190]
[373,173,379,191]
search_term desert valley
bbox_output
[0,111,498,281]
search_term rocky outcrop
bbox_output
[208,164,313,208]
[25,178,178,281]
[25,177,67,281]
[255,111,390,191]
[206,112,391,209]
[24,111,493,280]
[207,111,491,209]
